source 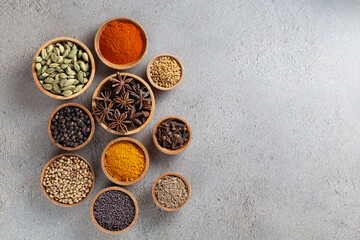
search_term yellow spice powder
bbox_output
[104,141,145,182]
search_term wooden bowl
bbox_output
[92,73,155,135]
[48,103,95,151]
[40,153,95,207]
[32,37,95,100]
[90,186,139,234]
[152,116,192,155]
[152,172,191,211]
[94,17,148,70]
[101,137,149,186]
[146,53,184,91]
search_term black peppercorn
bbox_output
[51,106,91,148]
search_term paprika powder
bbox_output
[99,21,145,65]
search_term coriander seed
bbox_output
[149,56,182,88]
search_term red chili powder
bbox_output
[99,21,145,65]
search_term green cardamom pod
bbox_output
[78,49,83,59]
[73,84,84,93]
[43,84,52,90]
[84,63,89,71]
[68,70,76,76]
[41,65,48,73]
[54,47,60,56]
[67,41,74,47]
[72,80,79,85]
[41,72,49,78]
[72,55,77,63]
[59,73,67,79]
[40,60,46,65]
[46,58,52,66]
[39,80,44,84]
[35,63,41,70]
[67,49,77,59]
[53,79,60,85]
[71,44,77,51]
[61,64,68,69]
[63,49,70,57]
[56,68,64,73]
[66,66,72,75]
[57,56,64,64]
[79,61,86,72]
[64,79,75,87]
[41,49,47,59]
[50,53,57,62]
[49,72,57,78]
[64,59,72,64]
[74,63,80,72]
[46,68,55,74]
[44,77,55,83]
[83,78,88,83]
[64,43,70,51]
[61,85,76,91]
[46,44,54,53]
[67,75,75,79]
[82,52,89,62]
[62,90,73,97]
[49,63,59,68]
[77,71,84,83]
[60,79,67,87]
[55,74,60,81]
[50,89,60,95]
[35,57,42,63]
[58,44,64,54]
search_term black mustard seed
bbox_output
[51,106,91,147]
[93,190,136,231]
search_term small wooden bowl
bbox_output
[48,103,95,151]
[32,37,95,100]
[152,116,192,155]
[94,17,148,70]
[146,53,184,91]
[152,172,191,211]
[101,137,149,186]
[90,186,139,234]
[40,153,95,207]
[92,73,155,135]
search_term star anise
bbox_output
[94,90,112,102]
[131,89,150,109]
[110,73,133,94]
[108,109,131,132]
[114,92,135,110]
[93,101,114,123]
[141,101,152,117]
[127,107,142,127]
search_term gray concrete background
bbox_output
[1,0,360,239]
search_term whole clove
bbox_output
[156,119,189,150]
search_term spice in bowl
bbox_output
[42,155,94,205]
[155,118,190,150]
[92,189,137,232]
[50,106,92,148]
[149,56,182,88]
[104,141,145,182]
[154,174,190,210]
[93,73,153,134]
[35,41,91,97]
[99,21,146,65]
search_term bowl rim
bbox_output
[94,17,148,70]
[92,72,155,135]
[90,186,139,234]
[101,137,150,186]
[47,103,95,151]
[32,37,96,100]
[40,153,95,207]
[152,172,191,211]
[146,53,184,91]
[152,116,192,155]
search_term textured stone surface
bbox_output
[1,0,360,239]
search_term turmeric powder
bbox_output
[104,141,145,182]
